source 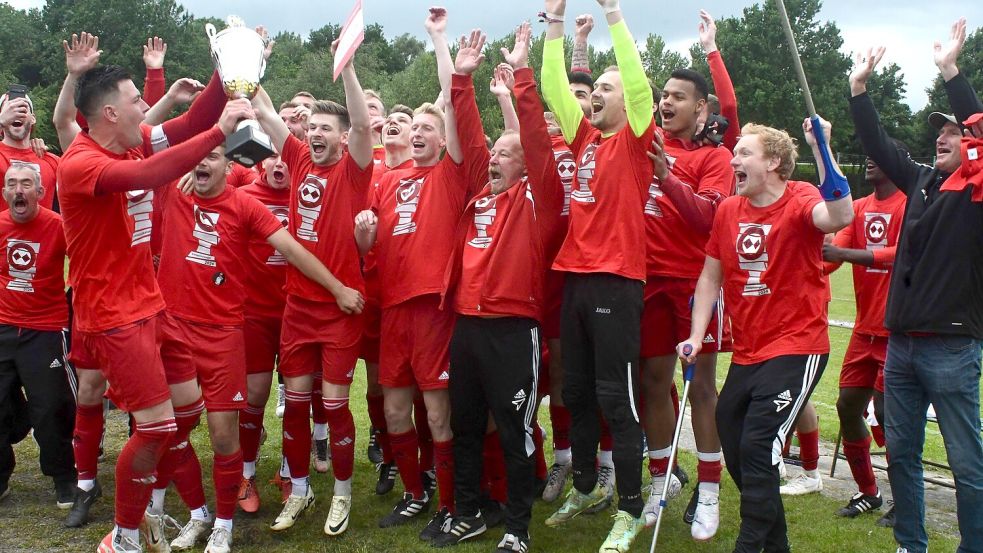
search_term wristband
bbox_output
[537,11,564,24]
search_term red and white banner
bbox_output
[333,0,365,81]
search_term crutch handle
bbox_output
[682,345,696,382]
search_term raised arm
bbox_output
[805,116,853,233]
[541,0,588,144]
[144,78,205,126]
[268,228,365,314]
[452,33,494,194]
[157,70,227,147]
[935,18,983,122]
[648,131,730,234]
[426,7,464,164]
[250,86,290,153]
[600,0,652,137]
[142,36,168,106]
[700,11,740,152]
[571,14,594,74]
[333,39,373,169]
[53,32,101,151]
[848,47,926,195]
[490,64,519,132]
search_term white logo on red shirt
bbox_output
[265,204,289,265]
[572,143,597,204]
[468,194,497,249]
[297,175,326,242]
[736,223,772,296]
[126,190,154,247]
[6,239,39,293]
[185,205,221,267]
[393,177,422,236]
[864,212,891,274]
[553,149,576,215]
[644,178,665,217]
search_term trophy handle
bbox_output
[205,23,217,40]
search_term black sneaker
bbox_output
[421,509,451,541]
[367,427,383,465]
[65,481,102,528]
[837,491,883,518]
[683,486,699,524]
[430,511,485,547]
[422,469,437,498]
[876,503,895,527]
[55,480,77,509]
[479,498,505,529]
[496,532,530,552]
[376,462,399,495]
[673,464,690,488]
[379,492,430,528]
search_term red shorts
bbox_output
[359,272,382,363]
[379,294,454,391]
[641,277,722,358]
[68,321,98,370]
[542,270,565,340]
[159,314,246,411]
[81,315,170,413]
[244,316,282,375]
[279,294,363,385]
[839,332,888,393]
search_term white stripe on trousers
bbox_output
[60,329,78,403]
[772,354,821,465]
[524,327,540,457]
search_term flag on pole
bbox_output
[333,0,365,82]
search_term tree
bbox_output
[642,34,688,89]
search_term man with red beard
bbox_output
[354,7,484,540]
[0,94,59,211]
[363,105,415,495]
[235,152,291,513]
[150,144,359,553]
[640,67,733,540]
[249,40,372,537]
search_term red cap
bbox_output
[940,136,983,201]
[964,112,983,127]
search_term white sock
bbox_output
[648,446,672,461]
[77,479,96,492]
[213,517,233,532]
[698,481,719,495]
[313,423,328,441]
[148,488,166,514]
[291,477,309,497]
[696,450,722,463]
[242,461,257,479]
[554,448,572,465]
[334,477,352,497]
[118,526,140,543]
[190,504,211,522]
[598,450,614,468]
[804,468,819,479]
[279,456,291,478]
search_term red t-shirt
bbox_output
[240,181,291,320]
[58,128,165,333]
[706,181,828,364]
[227,163,258,188]
[280,134,372,303]
[646,133,734,278]
[372,156,469,308]
[0,143,60,211]
[550,134,576,220]
[364,158,413,280]
[827,190,906,336]
[0,207,68,330]
[551,118,656,281]
[156,184,282,326]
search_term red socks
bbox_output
[696,452,723,484]
[213,449,243,520]
[74,403,104,481]
[311,389,327,425]
[323,397,355,481]
[434,439,455,513]
[366,393,392,463]
[115,419,176,529]
[482,432,507,503]
[238,403,265,464]
[391,429,424,499]
[798,429,820,472]
[414,395,434,471]
[843,435,878,496]
[282,390,312,481]
[549,404,570,451]
[157,400,206,511]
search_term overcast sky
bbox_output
[8,0,981,109]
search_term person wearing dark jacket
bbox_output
[847,19,983,553]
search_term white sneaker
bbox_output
[642,473,682,527]
[170,518,211,550]
[690,487,720,541]
[324,495,351,536]
[780,473,822,496]
[542,462,572,503]
[275,384,286,418]
[203,527,231,553]
[271,486,315,531]
[97,528,141,553]
[140,512,173,553]
[778,459,788,480]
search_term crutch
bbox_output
[649,343,696,552]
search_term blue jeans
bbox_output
[885,333,983,553]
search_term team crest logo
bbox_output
[266,204,289,266]
[553,149,576,215]
[126,189,154,246]
[736,223,772,296]
[186,205,220,267]
[864,212,892,274]
[393,177,423,236]
[644,178,665,218]
[468,195,497,249]
[572,143,597,204]
[297,175,327,242]
[737,226,767,260]
[6,239,39,293]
